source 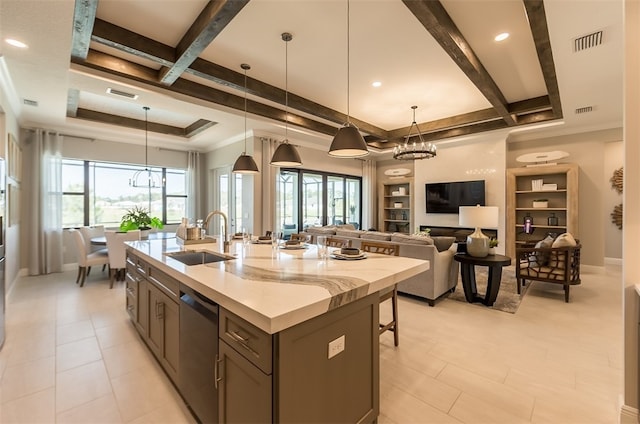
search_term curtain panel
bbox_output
[27,129,63,275]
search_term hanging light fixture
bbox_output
[328,0,369,158]
[129,106,162,188]
[393,106,437,161]
[232,63,260,174]
[271,32,302,167]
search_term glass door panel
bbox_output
[302,173,323,229]
[327,176,345,225]
[277,171,299,239]
[346,178,361,229]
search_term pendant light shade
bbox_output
[233,63,259,174]
[328,0,369,158]
[129,106,162,188]
[271,142,302,166]
[271,32,302,167]
[232,154,260,173]
[328,123,369,157]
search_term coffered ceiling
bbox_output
[0,0,623,155]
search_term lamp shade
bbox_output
[459,205,499,229]
[270,142,302,167]
[232,154,259,174]
[328,123,369,158]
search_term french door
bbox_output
[212,167,244,236]
[276,169,362,237]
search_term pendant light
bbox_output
[328,0,369,158]
[129,106,162,188]
[393,106,437,160]
[232,63,260,174]
[270,32,302,167]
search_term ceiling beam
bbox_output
[88,19,389,139]
[402,0,516,126]
[72,50,340,138]
[70,0,98,59]
[74,108,187,137]
[523,0,563,119]
[159,0,250,85]
[92,18,175,66]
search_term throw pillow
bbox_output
[529,235,554,267]
[390,233,434,245]
[305,226,337,235]
[361,231,392,241]
[335,229,365,238]
[552,232,577,248]
[431,236,456,252]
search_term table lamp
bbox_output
[459,205,499,257]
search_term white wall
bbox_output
[413,134,507,254]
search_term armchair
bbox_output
[516,242,581,302]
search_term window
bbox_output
[276,169,362,236]
[62,159,187,228]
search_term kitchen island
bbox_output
[125,238,429,423]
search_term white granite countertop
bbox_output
[127,238,429,334]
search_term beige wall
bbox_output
[506,128,622,266]
[604,141,623,260]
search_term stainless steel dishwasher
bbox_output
[179,284,219,424]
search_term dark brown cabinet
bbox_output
[218,341,272,423]
[126,251,179,384]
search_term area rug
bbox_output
[447,266,526,314]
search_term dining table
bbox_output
[91,231,175,246]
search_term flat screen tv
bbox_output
[425,180,485,214]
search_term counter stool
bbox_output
[361,241,400,346]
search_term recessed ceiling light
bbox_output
[372,81,382,88]
[5,38,28,48]
[494,32,509,42]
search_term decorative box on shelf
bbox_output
[393,202,403,208]
[532,200,548,208]
[542,183,558,191]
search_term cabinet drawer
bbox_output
[126,252,148,277]
[125,274,138,298]
[220,308,272,374]
[147,266,179,300]
[126,291,136,321]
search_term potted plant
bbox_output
[489,237,499,255]
[120,206,163,238]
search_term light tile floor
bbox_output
[0,265,622,423]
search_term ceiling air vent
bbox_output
[575,106,593,114]
[106,88,139,100]
[23,98,38,107]
[573,30,603,52]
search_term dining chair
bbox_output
[327,237,351,248]
[69,228,109,287]
[360,241,400,346]
[79,225,107,275]
[105,230,141,288]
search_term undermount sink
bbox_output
[166,250,234,266]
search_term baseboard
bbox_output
[581,264,606,274]
[618,399,639,423]
[605,257,623,266]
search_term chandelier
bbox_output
[129,106,162,188]
[393,106,436,161]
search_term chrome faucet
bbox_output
[204,210,229,253]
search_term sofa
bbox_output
[302,225,459,306]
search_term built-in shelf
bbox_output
[506,164,579,259]
[379,181,413,234]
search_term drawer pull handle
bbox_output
[155,301,164,319]
[215,354,223,389]
[227,330,259,357]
